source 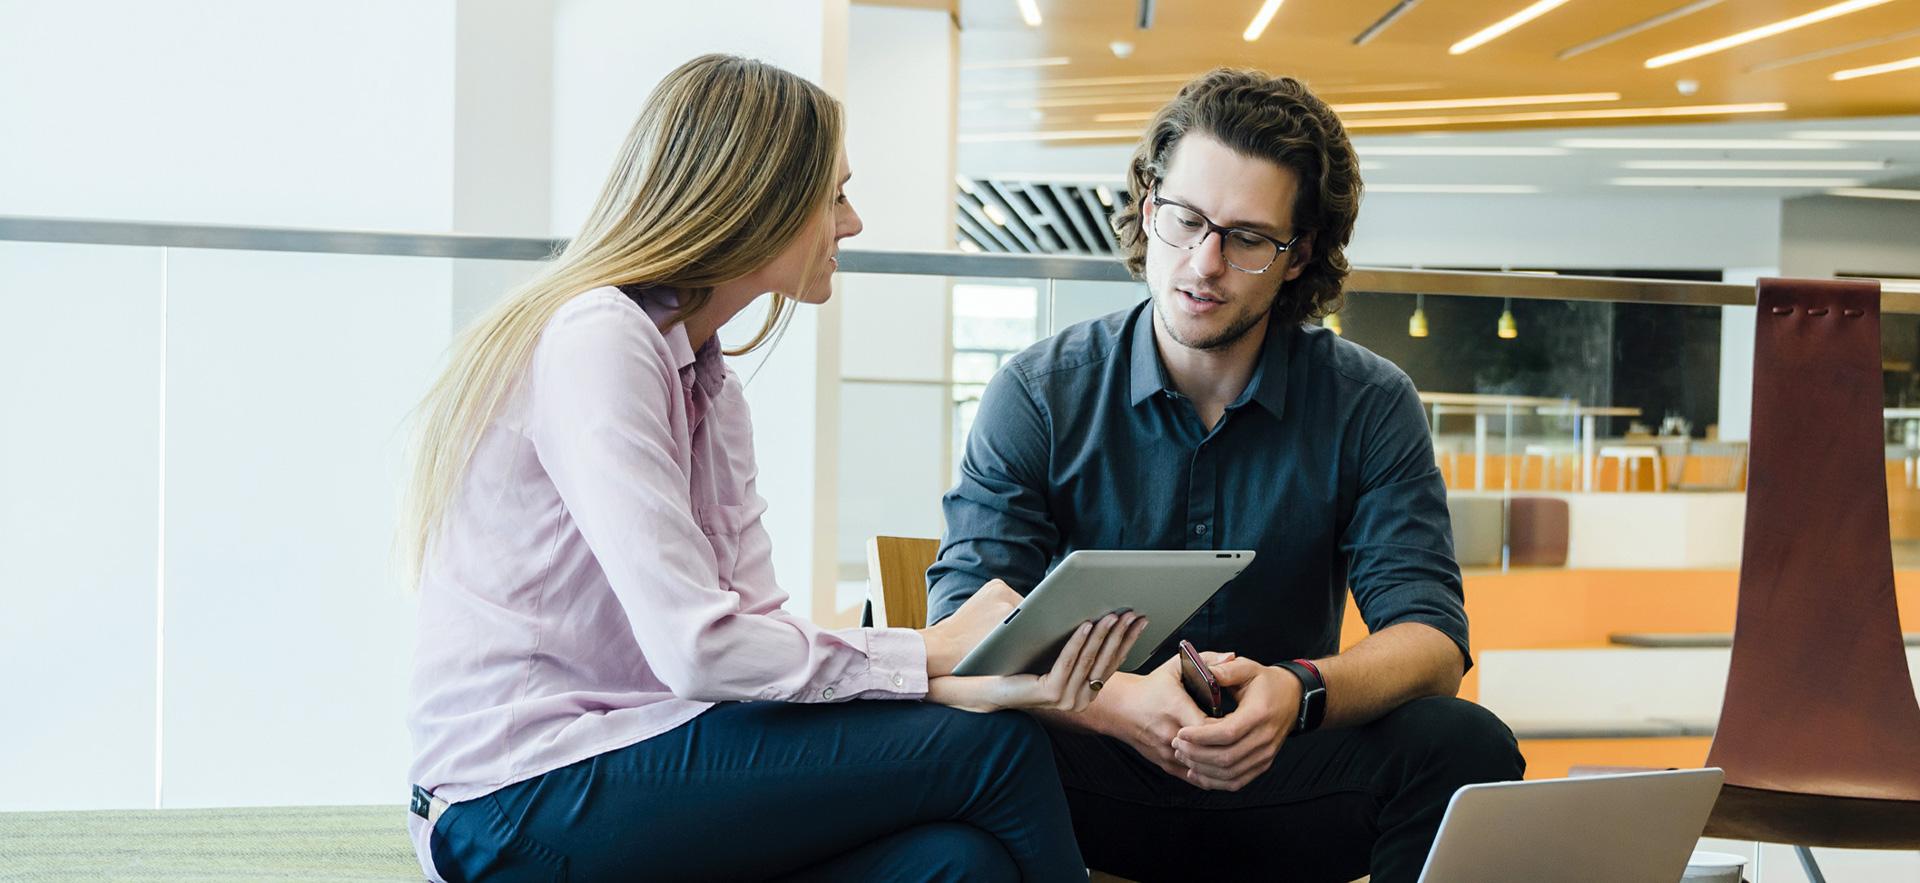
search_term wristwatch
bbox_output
[1274,659,1327,734]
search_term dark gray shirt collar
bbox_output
[1126,299,1293,421]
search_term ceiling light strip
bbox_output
[1621,159,1890,170]
[1343,102,1785,129]
[1557,0,1725,60]
[1370,184,1542,193]
[1644,0,1895,70]
[1745,25,1920,73]
[958,129,1144,144]
[1357,146,1571,156]
[1334,91,1619,113]
[1612,176,1868,187]
[1790,130,1920,141]
[963,56,1071,71]
[1016,0,1042,27]
[1450,0,1573,56]
[963,73,1203,94]
[1564,137,1845,149]
[1828,187,1920,200]
[1832,54,1920,80]
[1244,0,1287,42]
[1353,0,1424,46]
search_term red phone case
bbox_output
[1178,639,1226,717]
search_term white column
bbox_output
[551,0,852,621]
[831,4,959,625]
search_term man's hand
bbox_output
[1084,654,1211,779]
[1172,655,1302,791]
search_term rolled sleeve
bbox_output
[1341,377,1471,671]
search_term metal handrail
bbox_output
[7,213,1911,311]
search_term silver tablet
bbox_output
[949,549,1255,677]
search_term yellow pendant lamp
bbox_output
[1497,297,1518,339]
[1325,311,1344,336]
[1408,294,1429,338]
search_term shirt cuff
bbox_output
[849,627,929,699]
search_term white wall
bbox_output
[0,0,455,231]
[833,4,957,610]
[0,0,464,810]
[0,243,163,811]
[1347,194,1783,270]
[1781,192,1920,280]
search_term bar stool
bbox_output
[1597,444,1663,492]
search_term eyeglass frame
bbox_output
[1145,192,1304,275]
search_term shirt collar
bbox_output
[1125,298,1292,421]
[620,284,730,397]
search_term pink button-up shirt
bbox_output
[406,286,929,880]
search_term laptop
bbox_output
[1416,768,1725,883]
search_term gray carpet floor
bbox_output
[0,805,419,881]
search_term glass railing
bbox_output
[3,214,1912,809]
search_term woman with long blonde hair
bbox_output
[402,54,1144,882]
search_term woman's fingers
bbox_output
[1090,615,1148,690]
[1037,621,1094,704]
[1061,614,1122,710]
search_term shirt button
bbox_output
[891,674,904,687]
[1193,523,1210,536]
[822,687,835,700]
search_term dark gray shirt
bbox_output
[927,299,1469,671]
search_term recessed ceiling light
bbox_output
[1358,146,1571,156]
[1832,55,1920,81]
[1371,184,1542,193]
[963,57,1071,71]
[1620,160,1891,171]
[1644,0,1895,69]
[1789,130,1920,141]
[986,172,1127,185]
[1244,0,1287,42]
[1563,138,1846,150]
[1015,0,1042,28]
[1450,0,1572,55]
[1344,102,1785,129]
[1360,161,1388,170]
[1334,92,1620,114]
[981,202,1011,225]
[1828,187,1920,200]
[1612,176,1868,187]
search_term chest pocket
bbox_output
[695,502,757,584]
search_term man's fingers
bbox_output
[1176,714,1249,746]
[1208,656,1265,687]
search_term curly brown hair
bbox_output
[1112,68,1362,326]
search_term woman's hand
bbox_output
[917,579,1027,677]
[925,612,1149,713]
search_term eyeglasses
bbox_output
[1148,194,1301,275]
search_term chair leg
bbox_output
[1793,845,1827,883]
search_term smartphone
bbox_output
[1178,639,1235,717]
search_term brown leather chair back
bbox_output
[1705,278,1920,801]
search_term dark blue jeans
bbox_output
[428,701,1086,882]
[1046,696,1525,883]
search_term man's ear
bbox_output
[1282,234,1313,283]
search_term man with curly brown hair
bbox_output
[927,68,1524,882]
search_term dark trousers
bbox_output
[1047,696,1524,883]
[429,701,1087,882]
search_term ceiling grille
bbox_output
[955,177,1132,257]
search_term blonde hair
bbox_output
[398,54,843,587]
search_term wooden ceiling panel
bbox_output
[957,0,1920,139]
